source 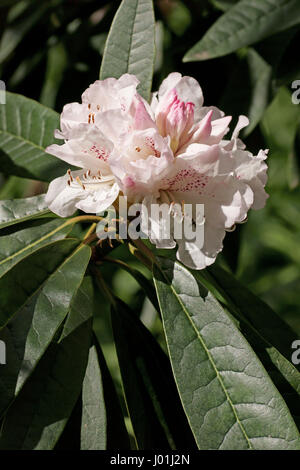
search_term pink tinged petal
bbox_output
[191,110,213,143]
[133,98,156,131]
[156,88,195,152]
[157,73,203,120]
[157,72,182,99]
[123,176,135,188]
[198,106,224,121]
[46,126,113,173]
[210,116,232,143]
[232,115,249,139]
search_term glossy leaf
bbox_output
[93,337,131,450]
[81,345,106,450]
[0,238,90,329]
[111,298,196,450]
[104,257,159,311]
[0,218,73,278]
[100,0,155,101]
[153,257,300,450]
[0,240,91,416]
[0,277,93,450]
[220,48,271,136]
[0,194,50,230]
[184,0,300,62]
[0,93,70,181]
[198,265,300,425]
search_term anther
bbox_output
[67,169,73,182]
[76,176,86,190]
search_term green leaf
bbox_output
[220,48,271,136]
[93,336,131,450]
[81,345,106,450]
[220,48,272,136]
[111,298,196,450]
[153,257,300,450]
[40,41,67,109]
[198,265,300,425]
[0,240,91,416]
[100,0,155,101]
[211,0,239,11]
[0,218,73,278]
[0,93,70,181]
[205,265,298,359]
[0,277,93,450]
[0,238,90,329]
[105,257,159,311]
[184,0,300,62]
[0,194,50,230]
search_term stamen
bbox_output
[88,113,95,124]
[181,200,185,215]
[76,176,86,190]
[169,201,175,214]
[67,169,73,182]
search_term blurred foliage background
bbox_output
[0,0,299,411]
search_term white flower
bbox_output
[45,72,268,269]
[45,74,139,217]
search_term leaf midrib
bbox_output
[158,265,253,449]
[0,220,72,276]
[0,240,89,330]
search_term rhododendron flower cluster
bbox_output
[45,73,268,269]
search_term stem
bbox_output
[129,238,157,271]
[83,222,97,240]
[92,266,116,308]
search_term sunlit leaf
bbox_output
[100,0,155,101]
[0,194,50,230]
[154,257,300,449]
[0,218,73,277]
[184,0,300,62]
[111,297,196,450]
[0,277,93,450]
[0,93,70,181]
[81,345,106,450]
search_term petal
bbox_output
[232,148,268,210]
[95,109,131,142]
[76,181,119,214]
[46,126,114,173]
[140,195,176,249]
[59,102,90,138]
[232,115,249,139]
[46,170,119,217]
[82,74,139,113]
[156,73,204,121]
[45,172,85,217]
